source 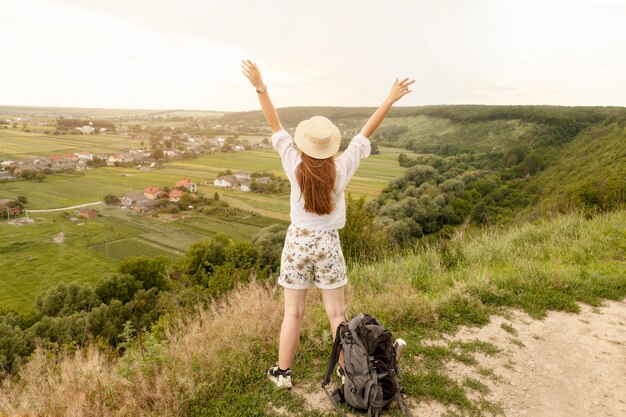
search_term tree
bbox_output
[118,256,170,291]
[103,194,120,205]
[252,224,287,269]
[17,195,28,204]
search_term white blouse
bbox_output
[271,129,371,230]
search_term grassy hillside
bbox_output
[1,210,624,416]
[528,114,626,213]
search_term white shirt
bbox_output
[271,129,371,230]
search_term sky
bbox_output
[1,0,625,111]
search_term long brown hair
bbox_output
[296,153,336,215]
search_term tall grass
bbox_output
[1,210,624,416]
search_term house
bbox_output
[233,145,245,152]
[63,153,79,162]
[213,175,240,188]
[76,125,95,134]
[0,172,15,180]
[256,176,272,184]
[49,155,63,163]
[241,183,251,192]
[78,208,98,219]
[0,160,16,168]
[175,178,197,192]
[78,151,94,161]
[0,199,20,216]
[168,189,183,202]
[132,199,161,213]
[13,165,39,175]
[107,154,125,166]
[144,187,167,200]
[121,192,147,207]
[165,150,178,158]
[234,170,251,180]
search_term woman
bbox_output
[241,59,414,388]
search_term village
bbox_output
[0,132,270,182]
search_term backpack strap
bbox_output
[395,389,413,417]
[323,385,347,417]
[322,324,343,387]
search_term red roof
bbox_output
[49,155,62,161]
[169,189,183,197]
[175,178,195,187]
[144,187,160,193]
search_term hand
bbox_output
[241,59,265,90]
[386,77,415,104]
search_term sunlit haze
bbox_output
[2,0,625,111]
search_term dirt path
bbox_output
[25,201,102,213]
[289,300,626,417]
[415,300,626,417]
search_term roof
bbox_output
[144,187,161,193]
[176,178,196,186]
[79,208,98,214]
[216,175,240,184]
[169,189,183,197]
[122,192,146,200]
[135,199,161,207]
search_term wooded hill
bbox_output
[226,105,626,238]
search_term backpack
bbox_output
[321,313,412,417]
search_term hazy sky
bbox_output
[1,0,625,111]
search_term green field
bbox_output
[0,134,404,314]
[0,129,137,160]
[0,204,287,314]
[0,145,405,216]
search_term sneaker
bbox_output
[336,365,345,385]
[267,362,292,389]
[393,338,407,362]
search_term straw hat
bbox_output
[293,116,341,159]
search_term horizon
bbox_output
[2,0,626,111]
[2,102,625,116]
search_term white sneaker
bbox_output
[336,365,345,385]
[267,362,292,389]
[393,338,406,362]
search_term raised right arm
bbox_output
[241,59,283,133]
[360,77,415,138]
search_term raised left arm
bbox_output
[241,60,283,133]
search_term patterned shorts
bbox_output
[278,224,348,290]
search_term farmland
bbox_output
[0,124,405,314]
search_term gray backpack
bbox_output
[322,313,412,417]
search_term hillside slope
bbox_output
[1,210,624,416]
[528,114,626,214]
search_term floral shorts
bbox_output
[278,224,348,290]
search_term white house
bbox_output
[121,192,148,207]
[77,125,95,134]
[78,152,94,161]
[233,145,245,152]
[214,175,240,188]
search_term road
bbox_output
[25,201,103,213]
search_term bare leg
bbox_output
[320,286,347,366]
[278,288,307,370]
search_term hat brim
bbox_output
[293,119,341,159]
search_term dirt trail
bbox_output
[288,300,626,417]
[444,300,626,417]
